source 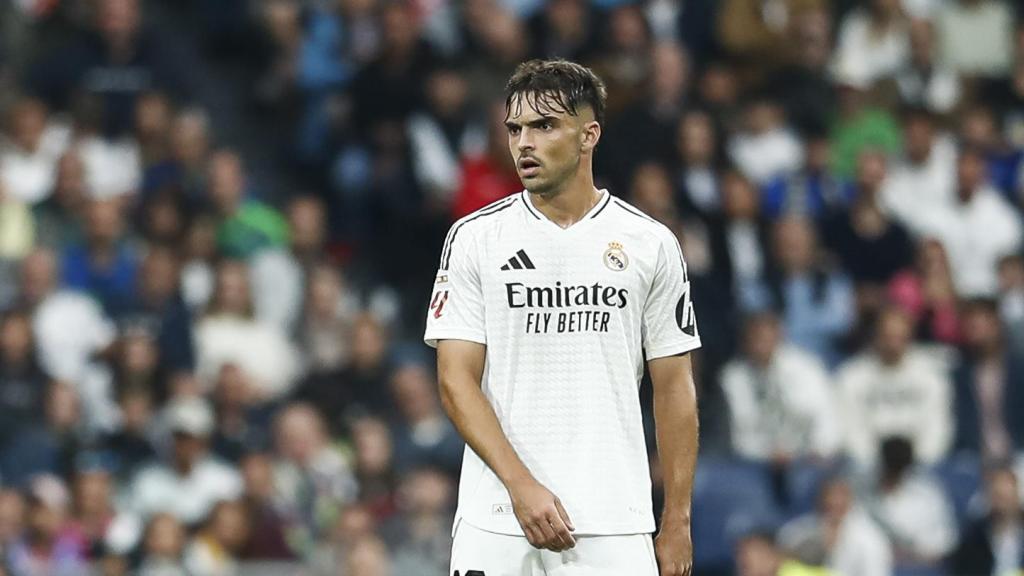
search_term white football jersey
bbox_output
[424,189,701,536]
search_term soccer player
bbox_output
[424,60,700,576]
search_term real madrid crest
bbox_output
[604,241,628,271]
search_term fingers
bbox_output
[554,498,575,532]
[659,561,692,576]
[545,510,576,550]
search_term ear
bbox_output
[580,120,601,154]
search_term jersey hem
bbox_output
[455,515,656,538]
[644,338,702,360]
[424,329,487,348]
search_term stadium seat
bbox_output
[691,457,782,574]
[931,454,983,524]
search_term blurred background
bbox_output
[1,0,1024,574]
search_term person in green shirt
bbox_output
[205,149,288,259]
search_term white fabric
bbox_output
[78,135,142,198]
[836,348,954,469]
[407,113,463,202]
[721,345,841,461]
[195,315,301,399]
[937,0,1013,77]
[832,9,909,87]
[779,507,893,576]
[868,473,958,559]
[424,191,701,536]
[32,290,116,383]
[896,66,961,114]
[727,129,803,186]
[450,520,658,575]
[249,248,304,333]
[918,186,1023,297]
[128,458,243,524]
[183,538,237,576]
[0,123,71,204]
[880,135,957,237]
[180,261,214,312]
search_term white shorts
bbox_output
[450,520,659,576]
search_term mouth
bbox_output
[518,157,541,177]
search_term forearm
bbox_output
[440,373,533,489]
[651,355,699,523]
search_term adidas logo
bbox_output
[500,249,535,271]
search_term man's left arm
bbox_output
[648,352,698,576]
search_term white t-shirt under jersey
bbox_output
[424,189,701,536]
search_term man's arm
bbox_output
[649,352,698,576]
[436,339,575,552]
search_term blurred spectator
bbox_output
[836,307,953,468]
[31,150,87,251]
[128,396,242,525]
[5,474,88,576]
[586,4,651,119]
[767,7,835,137]
[388,363,463,475]
[179,214,218,312]
[829,82,901,179]
[299,264,359,374]
[0,97,71,205]
[310,503,379,576]
[887,239,962,345]
[527,0,600,64]
[895,19,961,115]
[119,245,194,377]
[250,195,328,333]
[61,198,139,316]
[919,146,1023,298]
[165,107,210,200]
[865,437,957,567]
[778,477,893,576]
[1,383,84,487]
[736,530,831,576]
[936,0,1014,78]
[68,458,118,560]
[28,0,195,137]
[136,513,188,576]
[760,130,847,221]
[272,403,358,555]
[451,102,520,220]
[880,106,956,237]
[599,41,690,195]
[728,96,803,187]
[194,260,300,399]
[717,0,820,84]
[0,309,47,446]
[985,53,1024,152]
[133,92,172,172]
[237,453,293,560]
[628,162,679,226]
[674,109,723,219]
[100,386,157,480]
[351,416,397,518]
[205,149,287,259]
[999,254,1024,356]
[754,215,854,364]
[959,104,1021,196]
[381,468,453,576]
[821,149,914,289]
[711,170,771,312]
[952,299,1024,461]
[210,364,273,463]
[343,534,391,576]
[407,64,482,209]
[0,489,26,552]
[831,0,908,88]
[949,464,1024,574]
[182,500,249,576]
[720,312,840,463]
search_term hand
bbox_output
[655,519,693,576]
[508,478,576,552]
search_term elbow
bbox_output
[437,376,459,418]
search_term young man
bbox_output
[424,60,700,576]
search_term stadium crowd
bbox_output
[2,0,1024,574]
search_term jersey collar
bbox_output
[520,189,612,232]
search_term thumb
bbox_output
[554,498,575,531]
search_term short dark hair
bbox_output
[505,59,607,127]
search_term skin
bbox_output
[438,87,697,575]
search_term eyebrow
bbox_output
[505,116,558,130]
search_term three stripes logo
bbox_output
[500,249,536,271]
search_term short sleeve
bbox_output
[423,224,487,348]
[642,228,701,359]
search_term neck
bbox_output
[529,171,601,229]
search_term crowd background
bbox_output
[1,0,1024,574]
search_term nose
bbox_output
[516,128,534,153]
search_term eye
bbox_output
[541,121,553,131]
[508,126,521,136]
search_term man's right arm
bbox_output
[436,338,576,551]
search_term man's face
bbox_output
[506,93,593,195]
